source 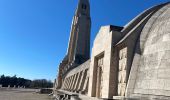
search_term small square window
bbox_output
[82,4,87,10]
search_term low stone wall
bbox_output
[65,60,90,78]
[61,60,90,94]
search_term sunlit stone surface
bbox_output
[54,1,170,100]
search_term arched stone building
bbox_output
[54,1,170,100]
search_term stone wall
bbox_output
[133,3,170,97]
[126,3,170,99]
[54,2,170,100]
[61,60,90,94]
[111,2,168,99]
[88,25,123,98]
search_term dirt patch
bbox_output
[0,88,53,100]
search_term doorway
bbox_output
[96,55,104,98]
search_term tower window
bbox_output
[82,4,87,10]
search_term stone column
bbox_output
[69,76,74,90]
[72,73,79,91]
[74,71,82,91]
[67,77,70,90]
[70,75,76,90]
[8,85,10,88]
[62,80,66,89]
[71,74,78,91]
[78,69,87,92]
[82,77,89,94]
[77,71,84,91]
[88,27,120,98]
[65,78,68,90]
[67,78,69,90]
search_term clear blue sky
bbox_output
[0,0,169,81]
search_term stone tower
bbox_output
[67,0,91,65]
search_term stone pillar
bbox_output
[82,77,89,94]
[65,79,68,90]
[62,80,66,89]
[71,74,77,90]
[78,69,87,91]
[69,76,73,90]
[88,26,121,98]
[72,73,79,91]
[77,71,84,91]
[66,78,69,90]
[74,71,82,91]
[70,75,76,90]
[88,57,97,97]
[65,78,67,90]
[67,77,71,90]
[67,78,70,90]
[8,85,10,88]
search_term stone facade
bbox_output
[54,0,91,90]
[67,0,91,65]
[127,3,170,99]
[62,60,90,94]
[54,1,170,100]
[88,26,123,98]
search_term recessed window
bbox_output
[82,4,87,10]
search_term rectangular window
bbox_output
[82,4,87,10]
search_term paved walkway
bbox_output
[0,88,53,100]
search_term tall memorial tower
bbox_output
[54,0,91,89]
[67,0,91,65]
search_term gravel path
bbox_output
[0,88,53,100]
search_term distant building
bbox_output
[54,0,170,99]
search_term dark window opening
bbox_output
[82,4,87,10]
